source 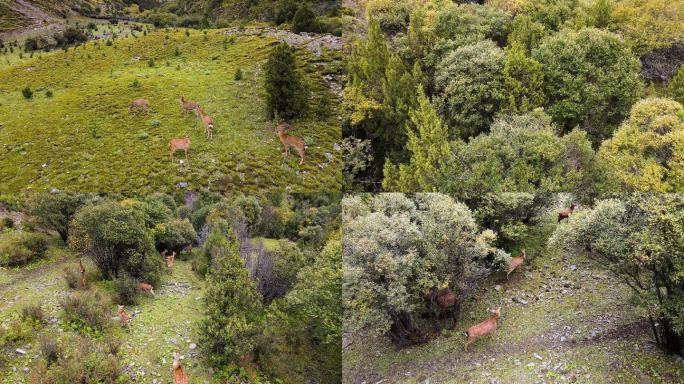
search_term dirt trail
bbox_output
[0,0,59,39]
[0,252,72,292]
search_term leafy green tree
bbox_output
[668,64,684,105]
[434,39,507,139]
[264,43,308,119]
[502,42,545,114]
[533,27,643,145]
[292,3,319,33]
[598,98,684,192]
[587,0,613,28]
[519,0,579,32]
[548,195,684,354]
[199,226,263,367]
[610,0,684,55]
[28,193,91,243]
[507,14,547,53]
[153,219,197,254]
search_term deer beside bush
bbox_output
[558,203,576,223]
[507,249,525,280]
[271,122,305,165]
[464,307,501,352]
[137,282,155,296]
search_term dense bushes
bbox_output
[60,291,112,334]
[153,219,197,253]
[0,231,49,267]
[29,193,90,243]
[264,43,308,120]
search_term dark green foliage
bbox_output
[234,68,243,80]
[21,304,45,325]
[60,290,112,333]
[292,3,319,33]
[0,231,49,267]
[153,218,198,253]
[114,273,140,306]
[22,86,33,99]
[264,43,308,119]
[29,193,90,243]
[38,333,61,366]
[56,28,88,48]
[234,195,262,233]
[46,90,53,98]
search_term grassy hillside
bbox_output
[343,212,684,383]
[0,26,342,193]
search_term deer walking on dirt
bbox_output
[464,307,501,352]
[507,249,526,280]
[169,136,191,162]
[117,305,132,332]
[272,122,305,165]
[162,250,176,271]
[138,282,155,296]
[197,107,214,140]
[78,259,86,288]
[558,203,576,223]
[129,99,150,114]
[172,352,189,384]
[180,96,200,116]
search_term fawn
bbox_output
[138,282,155,296]
[169,136,191,162]
[129,99,150,114]
[558,203,577,223]
[78,259,86,288]
[197,107,214,139]
[180,96,200,116]
[117,305,132,331]
[507,249,526,280]
[162,250,176,270]
[273,122,305,165]
[464,307,501,352]
[172,352,189,384]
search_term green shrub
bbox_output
[38,333,61,365]
[113,273,140,305]
[22,86,33,99]
[234,68,243,80]
[153,219,197,254]
[292,4,319,33]
[264,43,308,119]
[0,231,49,267]
[60,291,112,334]
[45,90,53,98]
[28,192,91,243]
[63,266,86,289]
[21,303,46,325]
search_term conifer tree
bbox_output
[264,43,308,119]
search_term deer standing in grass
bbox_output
[129,99,150,114]
[180,96,200,116]
[172,352,189,384]
[138,282,155,296]
[163,250,176,271]
[558,203,576,223]
[197,107,214,140]
[464,307,501,352]
[507,249,526,280]
[273,122,305,165]
[78,259,86,288]
[169,136,191,162]
[117,305,132,332]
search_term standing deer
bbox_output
[426,287,459,330]
[172,352,189,384]
[558,203,577,223]
[197,107,214,139]
[169,136,191,162]
[464,307,501,352]
[507,249,526,280]
[117,305,132,331]
[78,259,86,288]
[179,96,200,116]
[129,98,150,114]
[163,250,176,271]
[138,282,155,296]
[273,122,305,165]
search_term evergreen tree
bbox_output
[668,64,684,105]
[292,3,319,33]
[502,42,545,114]
[264,43,308,119]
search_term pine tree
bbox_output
[264,43,308,119]
[292,3,319,33]
[199,226,263,367]
[502,42,545,114]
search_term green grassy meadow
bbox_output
[0,27,342,193]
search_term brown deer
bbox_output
[138,282,155,296]
[464,307,501,352]
[117,305,132,332]
[426,287,459,330]
[78,259,86,288]
[558,203,577,223]
[179,96,200,116]
[197,107,214,139]
[162,250,176,270]
[129,98,150,114]
[273,122,305,165]
[172,352,189,384]
[169,136,191,161]
[507,249,526,280]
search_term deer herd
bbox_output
[130,96,307,165]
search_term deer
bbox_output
[179,96,200,116]
[128,98,150,114]
[138,282,155,296]
[197,107,214,140]
[558,203,577,223]
[162,250,176,270]
[464,307,501,352]
[78,259,86,288]
[117,305,132,332]
[272,122,305,166]
[425,287,459,330]
[169,136,191,162]
[507,249,526,280]
[172,352,189,384]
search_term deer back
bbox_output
[467,313,499,337]
[435,289,457,309]
[170,138,190,150]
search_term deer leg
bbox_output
[464,336,475,352]
[185,149,188,162]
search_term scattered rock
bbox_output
[190,343,197,350]
[533,353,543,361]
[23,367,30,373]
[513,297,528,305]
[494,284,502,291]
[15,348,26,355]
[570,264,577,271]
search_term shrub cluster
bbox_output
[0,231,49,267]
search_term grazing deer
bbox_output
[273,122,305,166]
[507,249,526,280]
[558,203,577,223]
[163,250,176,270]
[117,305,132,331]
[172,352,189,384]
[197,107,214,140]
[179,96,200,116]
[138,282,155,296]
[464,307,501,352]
[78,259,86,288]
[169,136,191,162]
[129,98,150,114]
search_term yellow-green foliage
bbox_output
[599,98,684,191]
[0,28,341,193]
[610,0,684,55]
